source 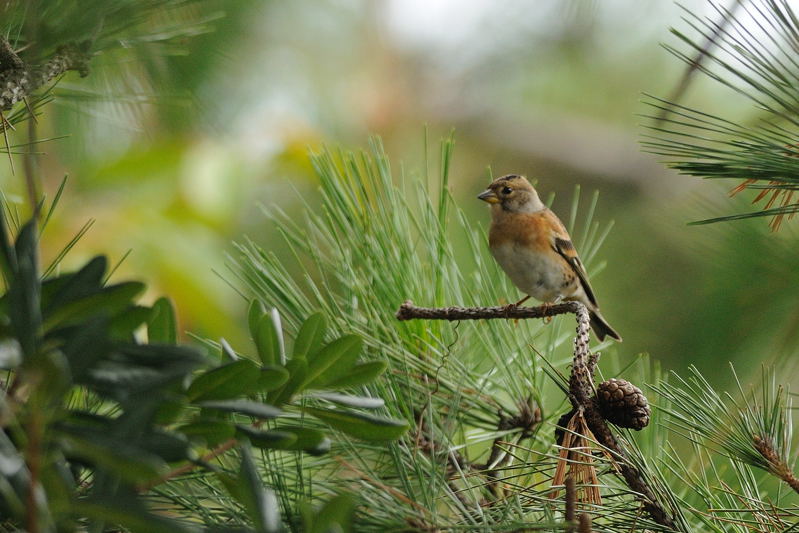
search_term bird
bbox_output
[477,174,621,342]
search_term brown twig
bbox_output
[565,475,576,533]
[396,300,582,321]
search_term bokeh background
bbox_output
[8,0,798,384]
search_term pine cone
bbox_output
[596,378,650,430]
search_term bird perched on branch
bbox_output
[478,175,621,342]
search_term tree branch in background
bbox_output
[395,300,679,530]
[0,38,91,111]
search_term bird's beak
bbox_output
[477,189,499,204]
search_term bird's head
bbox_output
[477,175,545,213]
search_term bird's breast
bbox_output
[490,242,567,302]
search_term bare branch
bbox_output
[396,300,581,321]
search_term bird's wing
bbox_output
[551,230,598,307]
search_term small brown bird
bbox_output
[478,175,621,342]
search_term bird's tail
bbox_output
[589,309,622,342]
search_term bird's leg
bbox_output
[502,295,531,317]
[541,296,563,324]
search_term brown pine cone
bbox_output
[596,378,650,430]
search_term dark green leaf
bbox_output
[9,221,40,357]
[57,432,165,484]
[198,400,283,419]
[148,297,177,344]
[324,361,387,389]
[187,359,260,402]
[238,445,281,533]
[247,298,266,341]
[254,311,282,366]
[177,420,235,447]
[269,356,308,405]
[258,365,290,392]
[304,407,409,441]
[304,335,362,390]
[139,429,190,463]
[309,494,356,533]
[108,305,151,339]
[42,255,106,314]
[273,425,330,455]
[293,312,327,358]
[42,281,145,331]
[236,425,297,450]
[0,204,16,280]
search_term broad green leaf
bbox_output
[269,356,308,405]
[42,281,145,331]
[313,392,384,409]
[293,312,327,358]
[254,312,282,366]
[148,297,177,344]
[304,335,362,390]
[238,445,281,533]
[309,494,356,533]
[57,432,165,484]
[8,222,40,357]
[236,425,297,450]
[273,425,330,455]
[0,205,16,280]
[177,420,235,447]
[304,407,409,441]
[140,429,190,463]
[258,365,290,392]
[198,400,283,419]
[247,298,266,341]
[324,361,388,389]
[108,305,151,339]
[42,255,106,314]
[187,359,260,402]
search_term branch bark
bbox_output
[0,39,91,111]
[395,299,680,530]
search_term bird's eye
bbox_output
[501,186,512,195]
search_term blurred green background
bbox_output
[6,0,798,384]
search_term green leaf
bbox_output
[238,445,281,533]
[42,281,145,331]
[73,496,198,533]
[304,335,362,390]
[187,359,260,402]
[236,425,298,450]
[177,420,235,447]
[313,392,384,409]
[148,297,177,344]
[57,432,165,484]
[247,298,266,341]
[42,255,106,314]
[304,407,408,441]
[108,305,151,339]
[309,494,356,533]
[254,311,283,366]
[293,312,327,358]
[274,425,330,455]
[258,365,290,392]
[198,400,283,419]
[269,356,308,405]
[8,221,40,357]
[324,361,388,389]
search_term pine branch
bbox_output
[396,300,680,530]
[0,38,91,111]
[395,300,582,321]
